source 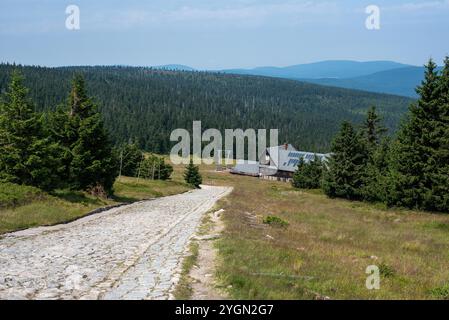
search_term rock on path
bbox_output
[0,185,232,300]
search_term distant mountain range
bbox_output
[304,66,443,98]
[153,60,438,98]
[155,64,195,71]
[221,60,410,79]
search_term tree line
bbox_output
[0,71,173,196]
[118,143,173,181]
[292,58,449,213]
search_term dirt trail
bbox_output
[0,185,231,300]
[190,208,228,300]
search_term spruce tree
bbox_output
[360,107,389,202]
[361,137,392,202]
[46,104,77,185]
[388,59,441,209]
[157,158,174,180]
[322,122,368,200]
[70,112,118,195]
[429,56,449,211]
[292,156,323,189]
[292,158,307,189]
[0,70,60,190]
[362,106,387,153]
[49,74,118,195]
[184,158,202,188]
[71,75,118,195]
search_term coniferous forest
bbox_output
[2,59,449,213]
[0,64,412,153]
[0,71,171,196]
[294,58,449,213]
[0,71,119,195]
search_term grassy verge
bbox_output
[0,175,191,235]
[173,205,218,300]
[113,176,191,202]
[173,241,200,300]
[0,183,46,208]
[199,165,449,300]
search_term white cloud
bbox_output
[96,1,340,29]
[0,1,340,34]
[384,0,449,12]
[165,2,338,21]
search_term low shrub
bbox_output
[379,262,396,278]
[424,221,449,232]
[0,183,45,208]
[263,215,289,228]
[429,284,449,300]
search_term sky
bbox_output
[0,0,448,69]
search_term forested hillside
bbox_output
[304,66,444,98]
[0,64,413,153]
[222,60,410,80]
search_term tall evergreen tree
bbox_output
[292,158,307,189]
[69,75,118,195]
[322,122,368,200]
[0,70,60,190]
[362,137,392,202]
[362,106,387,153]
[70,112,118,195]
[184,158,202,188]
[48,74,118,195]
[45,105,77,184]
[360,107,389,202]
[157,158,174,181]
[388,59,441,209]
[428,56,449,211]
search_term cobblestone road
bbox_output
[0,185,231,300]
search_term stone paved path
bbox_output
[0,185,231,300]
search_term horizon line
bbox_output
[0,59,430,71]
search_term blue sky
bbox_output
[0,0,448,69]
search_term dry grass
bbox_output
[3,160,449,299]
[173,241,200,300]
[196,165,449,300]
